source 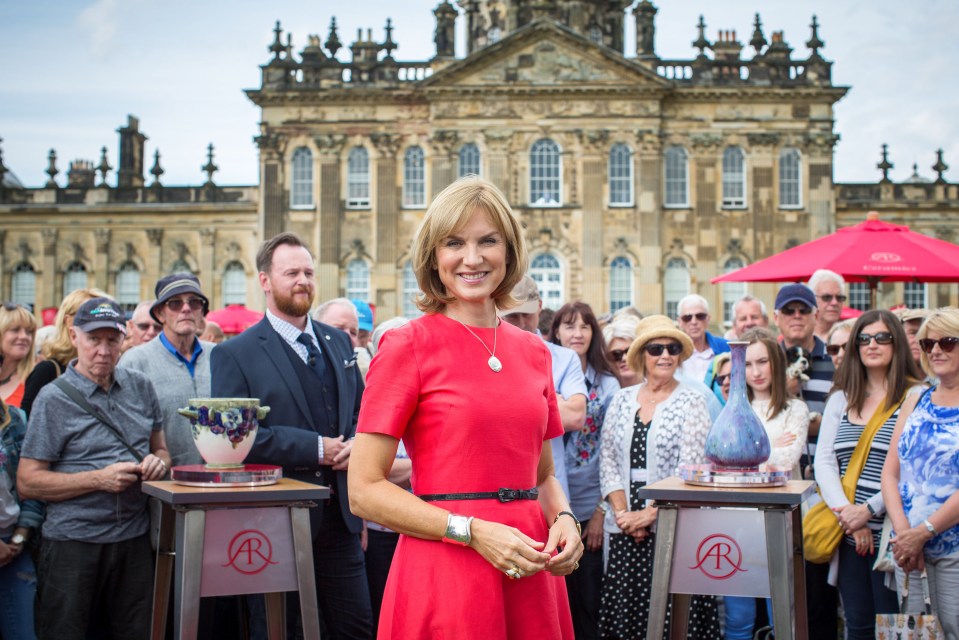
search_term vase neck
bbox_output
[728,342,748,399]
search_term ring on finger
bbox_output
[505,565,522,580]
[573,561,580,571]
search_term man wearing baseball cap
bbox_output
[18,297,170,639]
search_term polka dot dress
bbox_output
[600,415,722,640]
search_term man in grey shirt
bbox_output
[18,297,170,640]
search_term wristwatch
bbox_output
[10,533,26,545]
[923,519,939,536]
[596,501,610,515]
[555,511,582,536]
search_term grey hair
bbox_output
[370,316,411,355]
[314,297,358,322]
[808,269,846,292]
[677,294,709,315]
[602,316,640,346]
[732,294,768,318]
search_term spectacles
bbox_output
[856,332,894,346]
[166,298,204,312]
[780,305,813,316]
[714,373,730,386]
[679,312,708,323]
[818,294,847,303]
[135,322,162,332]
[919,337,959,354]
[644,342,683,357]
[609,349,627,363]
[825,344,845,356]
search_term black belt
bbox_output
[418,487,539,503]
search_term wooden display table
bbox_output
[144,478,329,640]
[637,477,815,640]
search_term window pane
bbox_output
[63,262,88,295]
[115,262,141,311]
[779,148,801,208]
[530,139,561,206]
[169,260,191,275]
[904,282,927,309]
[346,259,370,301]
[609,256,633,312]
[849,282,870,311]
[222,262,247,306]
[530,253,563,310]
[291,147,314,208]
[721,258,747,321]
[664,257,690,319]
[458,143,481,178]
[347,147,370,208]
[403,147,426,208]
[11,263,36,308]
[609,144,634,206]
[664,146,688,207]
[402,262,423,318]
[722,147,746,208]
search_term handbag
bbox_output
[802,395,903,564]
[873,516,897,573]
[875,570,943,639]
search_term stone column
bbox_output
[635,129,663,311]
[94,229,110,291]
[370,133,402,311]
[430,130,459,197]
[315,134,346,303]
[256,132,289,240]
[41,229,58,309]
[146,228,163,289]
[199,228,216,303]
[576,129,608,312]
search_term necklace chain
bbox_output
[452,317,502,372]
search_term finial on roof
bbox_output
[96,146,112,186]
[692,15,710,56]
[150,150,164,186]
[383,18,396,58]
[877,143,893,183]
[270,21,285,61]
[202,143,218,187]
[46,149,59,188]
[933,149,949,184]
[326,17,342,58]
[806,15,824,57]
[750,13,766,53]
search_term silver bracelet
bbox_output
[442,513,474,546]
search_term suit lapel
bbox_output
[258,324,314,428]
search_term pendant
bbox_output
[488,355,503,372]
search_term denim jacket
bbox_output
[1,404,45,531]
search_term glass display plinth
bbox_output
[680,464,790,488]
[171,463,282,487]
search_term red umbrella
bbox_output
[206,304,264,335]
[712,212,959,306]
[840,307,863,320]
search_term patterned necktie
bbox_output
[295,332,326,378]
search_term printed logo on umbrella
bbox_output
[870,252,902,263]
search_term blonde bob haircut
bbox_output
[412,176,528,314]
[0,303,37,380]
[917,306,959,377]
[42,288,111,365]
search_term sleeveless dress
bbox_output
[356,313,574,640]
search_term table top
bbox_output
[637,476,816,507]
[143,478,330,506]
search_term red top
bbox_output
[4,381,25,409]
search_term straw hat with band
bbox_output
[625,315,694,376]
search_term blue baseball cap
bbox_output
[774,284,817,311]
[351,299,374,332]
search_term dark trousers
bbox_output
[566,546,603,640]
[837,542,899,640]
[248,504,372,639]
[364,528,399,637]
[804,559,839,640]
[36,534,154,640]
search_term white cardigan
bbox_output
[599,381,711,533]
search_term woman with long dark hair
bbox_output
[550,302,620,639]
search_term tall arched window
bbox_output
[403,146,426,208]
[11,263,36,307]
[222,261,247,306]
[529,139,561,206]
[721,258,747,322]
[663,257,690,319]
[63,262,88,295]
[904,282,927,309]
[530,253,564,310]
[402,261,423,319]
[458,143,481,178]
[291,147,314,208]
[722,146,746,208]
[779,148,802,208]
[664,146,689,207]
[609,256,633,312]
[347,146,370,209]
[608,143,634,206]
[346,259,371,301]
[115,262,141,311]
[849,283,870,311]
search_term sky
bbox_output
[2,0,957,188]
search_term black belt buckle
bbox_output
[497,487,538,502]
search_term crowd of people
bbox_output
[0,174,957,639]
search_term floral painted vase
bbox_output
[178,398,270,469]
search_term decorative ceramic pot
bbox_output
[177,398,270,469]
[703,341,771,469]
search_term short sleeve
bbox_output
[356,326,421,440]
[543,344,564,441]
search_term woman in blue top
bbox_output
[550,301,620,640]
[883,307,959,639]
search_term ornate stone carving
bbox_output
[200,228,216,246]
[479,43,620,84]
[430,130,460,156]
[94,229,111,253]
[635,129,662,153]
[690,132,724,152]
[484,130,513,153]
[747,132,781,147]
[146,228,164,246]
[803,132,840,153]
[42,229,58,255]
[370,133,403,158]
[226,241,242,261]
[254,132,288,155]
[17,240,33,263]
[575,129,610,153]
[314,133,347,155]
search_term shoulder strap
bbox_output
[840,393,905,499]
[52,377,144,463]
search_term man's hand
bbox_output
[139,453,168,481]
[323,435,355,470]
[98,461,141,493]
[0,540,17,568]
[333,438,354,471]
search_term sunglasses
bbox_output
[679,312,708,323]
[644,342,683,357]
[714,373,730,386]
[609,349,627,363]
[135,322,162,332]
[818,294,847,303]
[856,332,894,346]
[825,344,845,356]
[919,337,959,354]
[166,298,205,312]
[780,305,813,316]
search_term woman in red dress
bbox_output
[350,176,582,639]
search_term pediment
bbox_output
[422,19,670,92]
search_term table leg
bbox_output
[265,592,286,640]
[151,502,176,640]
[791,506,808,639]
[291,507,321,640]
[764,509,795,640]
[670,593,690,640]
[174,509,205,640]
[647,506,679,640]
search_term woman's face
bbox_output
[557,313,591,359]
[608,336,637,385]
[434,207,507,306]
[1,324,33,364]
[643,338,680,381]
[828,327,850,369]
[745,341,772,395]
[857,320,894,372]
[718,360,732,400]
[921,330,959,379]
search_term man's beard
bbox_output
[274,286,315,318]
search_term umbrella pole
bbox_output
[869,277,879,310]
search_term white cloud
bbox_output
[77,0,121,58]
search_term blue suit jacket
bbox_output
[210,316,364,534]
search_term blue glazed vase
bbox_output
[704,341,771,469]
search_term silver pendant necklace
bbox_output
[453,317,502,372]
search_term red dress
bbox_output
[357,313,574,640]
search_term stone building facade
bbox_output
[1,1,955,324]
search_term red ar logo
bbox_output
[223,529,279,575]
[689,534,747,580]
